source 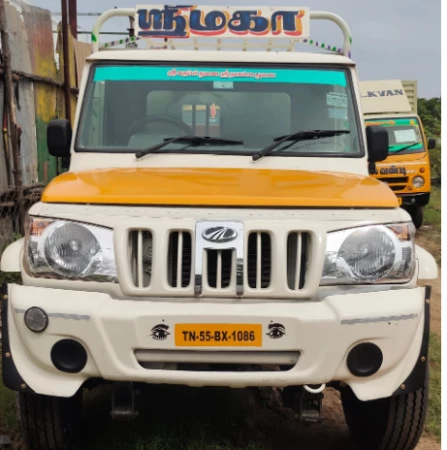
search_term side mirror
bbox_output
[47,119,72,158]
[366,125,388,163]
[428,138,437,150]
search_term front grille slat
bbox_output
[247,232,271,289]
[287,232,308,291]
[137,230,143,288]
[168,231,192,288]
[294,233,302,291]
[256,233,261,289]
[128,230,152,289]
[207,249,232,289]
[176,231,184,287]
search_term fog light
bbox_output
[51,339,88,373]
[413,176,424,188]
[347,342,383,377]
[24,307,48,333]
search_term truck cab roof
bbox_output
[87,49,355,66]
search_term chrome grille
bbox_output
[287,232,309,290]
[128,230,152,288]
[247,232,271,289]
[123,223,320,299]
[167,231,192,288]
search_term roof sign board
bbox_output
[359,80,412,115]
[135,5,311,39]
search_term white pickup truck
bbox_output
[1,5,437,450]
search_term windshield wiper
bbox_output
[135,136,244,159]
[390,143,420,155]
[252,130,351,161]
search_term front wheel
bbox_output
[406,205,424,229]
[341,369,428,450]
[17,391,82,450]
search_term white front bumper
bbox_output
[5,284,426,401]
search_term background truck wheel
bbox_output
[340,370,428,450]
[17,391,82,450]
[406,205,424,229]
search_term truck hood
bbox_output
[41,167,398,208]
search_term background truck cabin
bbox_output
[360,79,436,228]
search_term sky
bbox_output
[33,0,441,98]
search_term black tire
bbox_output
[17,391,82,450]
[406,206,424,229]
[341,369,428,450]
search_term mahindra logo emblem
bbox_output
[202,226,238,243]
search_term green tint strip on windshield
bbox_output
[93,66,347,86]
[388,143,424,152]
[365,118,419,127]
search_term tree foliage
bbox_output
[418,97,441,183]
[418,97,441,137]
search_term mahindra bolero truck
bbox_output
[0,6,438,450]
[360,79,437,228]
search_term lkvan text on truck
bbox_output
[360,79,437,228]
[1,5,438,450]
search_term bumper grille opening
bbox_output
[247,232,271,289]
[207,249,232,289]
[390,185,406,192]
[168,231,193,288]
[287,232,309,290]
[135,350,299,371]
[378,177,408,184]
[129,230,152,288]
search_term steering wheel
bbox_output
[128,114,194,137]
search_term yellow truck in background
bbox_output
[360,80,436,228]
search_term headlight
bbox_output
[321,223,415,285]
[412,176,424,188]
[25,218,117,281]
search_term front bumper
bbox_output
[2,284,429,402]
[399,192,430,207]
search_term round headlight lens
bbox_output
[44,223,102,277]
[412,176,424,188]
[338,228,395,281]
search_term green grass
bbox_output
[427,332,441,440]
[0,361,19,434]
[73,385,271,450]
[424,185,441,229]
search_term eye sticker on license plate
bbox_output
[175,324,262,347]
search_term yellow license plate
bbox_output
[175,324,262,347]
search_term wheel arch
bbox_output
[1,238,23,272]
[416,244,438,280]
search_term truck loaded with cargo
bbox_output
[360,80,437,228]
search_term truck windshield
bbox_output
[76,63,363,158]
[365,118,424,155]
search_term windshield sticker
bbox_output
[394,129,417,143]
[327,92,348,108]
[328,108,347,120]
[94,66,347,87]
[135,6,310,39]
[214,81,234,89]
